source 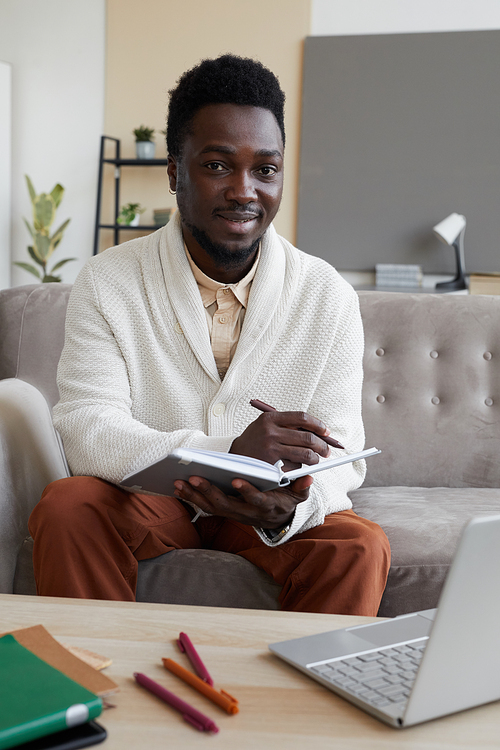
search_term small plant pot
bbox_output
[129,213,140,226]
[136,141,155,159]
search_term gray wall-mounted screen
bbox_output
[297,31,500,273]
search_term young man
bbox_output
[29,55,390,614]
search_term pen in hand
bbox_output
[249,399,345,450]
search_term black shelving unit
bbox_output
[93,135,169,255]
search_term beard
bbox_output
[183,220,261,270]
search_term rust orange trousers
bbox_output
[28,476,390,616]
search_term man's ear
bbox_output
[167,156,178,192]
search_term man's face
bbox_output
[167,103,284,281]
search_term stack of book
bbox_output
[468,273,500,295]
[153,208,175,226]
[0,625,116,748]
[375,264,423,288]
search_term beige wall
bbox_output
[104,0,311,250]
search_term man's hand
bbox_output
[173,473,313,529]
[230,410,331,470]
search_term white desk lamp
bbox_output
[434,213,467,291]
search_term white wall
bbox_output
[311,0,500,36]
[0,62,11,290]
[0,0,105,287]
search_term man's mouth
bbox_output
[214,210,261,224]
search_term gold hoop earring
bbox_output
[169,187,176,196]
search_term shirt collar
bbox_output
[185,244,260,309]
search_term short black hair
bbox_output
[166,54,286,158]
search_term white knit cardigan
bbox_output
[53,212,366,544]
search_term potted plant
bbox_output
[14,175,75,282]
[133,126,155,159]
[116,202,146,226]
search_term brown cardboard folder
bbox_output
[1,624,118,696]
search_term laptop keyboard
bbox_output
[309,639,428,710]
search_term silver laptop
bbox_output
[269,514,500,728]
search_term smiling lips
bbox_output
[217,211,260,221]
[215,210,262,232]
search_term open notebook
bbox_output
[120,446,380,496]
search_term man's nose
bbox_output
[224,170,258,204]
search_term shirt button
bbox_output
[485,397,494,407]
[430,350,439,359]
[174,322,183,334]
[212,403,225,416]
[376,348,385,357]
[484,352,492,361]
[218,316,227,324]
[223,288,230,295]
[376,395,385,403]
[431,396,440,405]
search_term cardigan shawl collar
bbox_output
[158,211,299,384]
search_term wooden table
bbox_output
[1,595,498,749]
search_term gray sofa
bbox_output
[1,283,500,616]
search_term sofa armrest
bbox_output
[0,379,69,593]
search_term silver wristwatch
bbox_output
[262,522,292,544]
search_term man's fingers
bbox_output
[263,413,330,460]
[230,479,267,508]
[232,477,311,501]
[187,476,212,492]
[173,478,213,512]
[174,477,273,524]
[280,427,331,459]
[280,445,323,466]
[174,477,228,508]
[289,474,313,492]
[174,475,311,529]
[272,410,329,437]
[230,408,332,467]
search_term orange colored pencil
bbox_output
[162,658,239,715]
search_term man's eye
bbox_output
[258,166,277,176]
[206,162,225,171]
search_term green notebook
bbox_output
[0,635,103,750]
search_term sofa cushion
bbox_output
[350,485,500,617]
[136,548,282,609]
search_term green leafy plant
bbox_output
[133,126,155,142]
[116,202,146,225]
[15,175,75,283]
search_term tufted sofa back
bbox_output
[2,284,500,490]
[358,291,500,489]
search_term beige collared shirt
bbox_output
[185,247,260,378]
